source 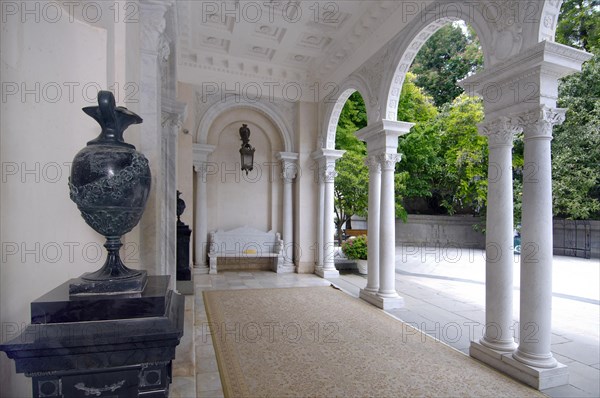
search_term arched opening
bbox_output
[333,91,368,250]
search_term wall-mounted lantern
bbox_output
[239,124,255,175]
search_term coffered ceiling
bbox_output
[176,1,429,95]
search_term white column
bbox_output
[513,106,566,368]
[317,179,325,268]
[192,144,216,273]
[478,117,521,352]
[361,156,381,294]
[355,120,413,309]
[276,152,299,272]
[311,148,344,278]
[377,153,402,300]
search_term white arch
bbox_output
[320,74,373,149]
[195,96,293,152]
[380,1,494,121]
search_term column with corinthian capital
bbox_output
[192,144,216,273]
[311,148,344,278]
[276,152,299,273]
[477,117,521,353]
[513,106,566,368]
[355,120,413,309]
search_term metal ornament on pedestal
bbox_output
[68,90,151,295]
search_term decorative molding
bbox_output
[384,17,454,120]
[539,0,563,43]
[194,95,294,152]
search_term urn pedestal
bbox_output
[0,276,184,398]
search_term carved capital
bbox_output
[319,163,338,183]
[376,153,401,170]
[193,162,211,182]
[161,111,183,131]
[479,117,522,148]
[517,106,566,140]
[282,164,298,183]
[364,156,381,173]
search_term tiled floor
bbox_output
[172,253,599,398]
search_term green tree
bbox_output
[335,92,368,153]
[334,151,369,245]
[410,23,483,107]
[436,95,487,214]
[555,0,600,52]
[552,53,600,219]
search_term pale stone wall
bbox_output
[294,102,319,272]
[395,215,486,249]
[0,14,110,397]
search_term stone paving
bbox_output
[333,247,600,398]
[172,248,599,398]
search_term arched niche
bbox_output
[204,108,284,236]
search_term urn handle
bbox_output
[83,90,143,148]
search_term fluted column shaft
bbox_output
[377,153,402,298]
[514,106,566,368]
[364,156,381,293]
[480,118,521,351]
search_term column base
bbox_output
[470,341,568,390]
[359,289,404,310]
[315,266,339,278]
[276,263,296,274]
[193,264,209,274]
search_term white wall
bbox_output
[0,14,109,396]
[0,3,142,395]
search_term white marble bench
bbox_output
[208,226,290,274]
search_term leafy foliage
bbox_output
[398,94,486,215]
[333,150,368,245]
[555,0,600,52]
[410,24,483,107]
[335,92,367,153]
[341,235,368,260]
[552,53,600,219]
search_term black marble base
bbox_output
[69,270,148,296]
[32,275,169,324]
[0,275,184,398]
[177,222,192,281]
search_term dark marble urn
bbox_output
[68,91,151,295]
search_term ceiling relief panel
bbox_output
[177,0,411,95]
